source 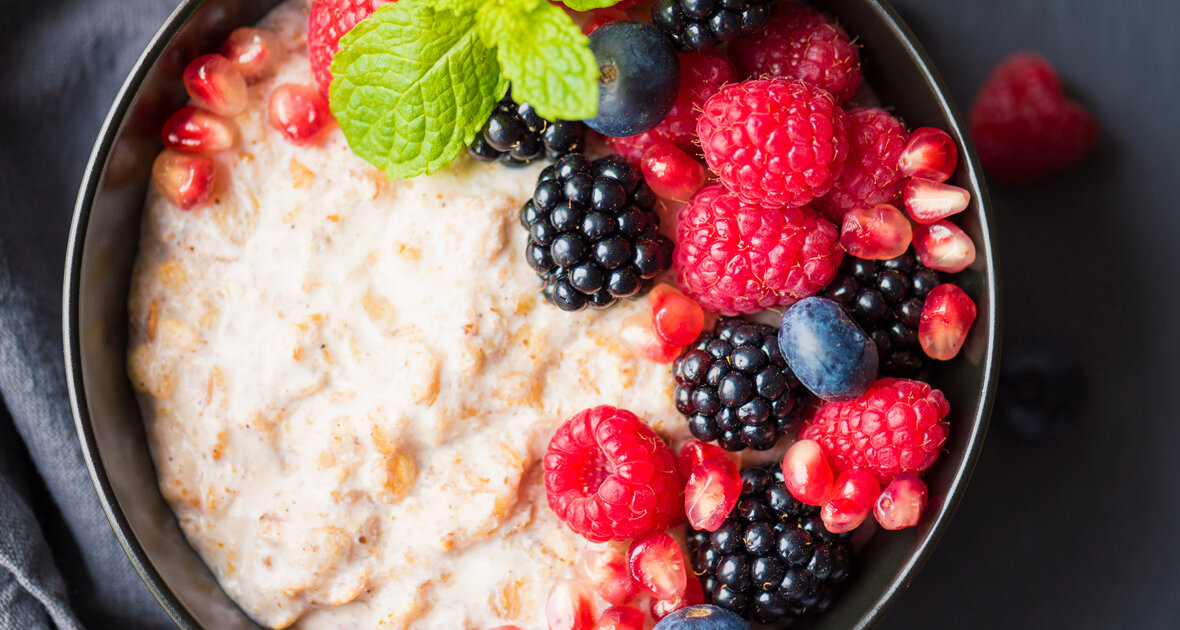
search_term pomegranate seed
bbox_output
[919,283,978,361]
[582,8,629,34]
[162,106,236,154]
[781,439,835,506]
[874,472,928,530]
[620,311,680,363]
[649,574,704,621]
[641,142,706,201]
[490,627,522,630]
[269,83,332,146]
[219,27,283,84]
[820,469,881,533]
[183,54,248,117]
[578,549,638,607]
[898,127,958,182]
[649,283,705,347]
[151,150,216,210]
[627,531,687,600]
[840,204,913,260]
[676,440,734,478]
[593,606,644,630]
[914,220,976,273]
[903,178,970,224]
[546,579,594,630]
[684,458,742,532]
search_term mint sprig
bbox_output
[329,0,619,180]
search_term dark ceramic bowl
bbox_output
[64,1,999,628]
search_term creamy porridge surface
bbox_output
[127,1,695,628]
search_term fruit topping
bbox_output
[903,178,971,224]
[913,220,976,273]
[183,54,248,117]
[580,548,639,607]
[649,572,706,622]
[650,284,705,348]
[308,0,386,96]
[268,83,332,146]
[816,108,909,222]
[586,21,681,137]
[651,0,777,51]
[161,106,236,154]
[873,472,927,530]
[918,283,977,361]
[547,579,595,630]
[523,154,675,311]
[675,184,842,315]
[839,204,913,261]
[779,296,879,402]
[582,8,630,35]
[544,406,683,542]
[653,604,751,629]
[151,150,216,211]
[685,457,743,532]
[898,127,958,182]
[468,92,586,167]
[628,531,689,600]
[697,78,849,208]
[802,378,950,484]
[820,469,881,533]
[594,606,644,630]
[620,311,681,364]
[641,142,707,202]
[781,439,834,506]
[672,318,805,451]
[995,341,1086,441]
[219,27,283,84]
[677,440,737,479]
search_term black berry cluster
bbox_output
[521,154,674,311]
[652,0,777,51]
[469,92,585,167]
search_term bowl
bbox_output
[64,1,1000,628]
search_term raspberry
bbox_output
[729,2,862,104]
[674,184,843,314]
[968,52,1097,183]
[697,78,849,209]
[801,378,950,483]
[815,108,909,222]
[544,406,683,542]
[308,0,390,96]
[605,51,736,163]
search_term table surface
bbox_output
[2,0,1178,628]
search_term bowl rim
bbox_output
[62,1,1000,628]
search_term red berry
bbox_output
[627,531,687,600]
[675,184,843,314]
[544,406,683,542]
[582,8,628,35]
[649,574,704,621]
[919,284,977,361]
[649,284,705,348]
[620,311,681,364]
[579,548,638,607]
[547,579,594,630]
[151,150,216,211]
[308,0,390,96]
[899,127,958,182]
[183,54,248,117]
[269,83,332,146]
[913,220,976,273]
[697,78,849,208]
[593,605,644,630]
[874,472,928,530]
[820,468,881,533]
[802,378,950,483]
[903,178,971,224]
[839,203,913,260]
[684,458,742,533]
[676,440,734,479]
[817,108,909,222]
[782,439,835,506]
[968,52,1097,183]
[641,142,706,202]
[219,27,283,84]
[161,106,236,154]
[490,627,522,630]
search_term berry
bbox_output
[685,458,743,532]
[580,548,639,607]
[522,154,674,311]
[873,472,926,530]
[913,220,976,273]
[816,108,909,222]
[183,54,248,117]
[595,606,644,630]
[697,78,849,209]
[820,469,880,533]
[686,464,853,623]
[840,204,913,261]
[677,440,737,479]
[547,579,595,630]
[802,378,950,483]
[651,0,777,52]
[918,283,977,361]
[468,92,586,167]
[968,52,1097,183]
[650,575,706,622]
[898,127,958,182]
[903,178,971,224]
[995,341,1086,441]
[219,27,283,84]
[779,296,879,402]
[675,185,842,314]
[781,439,834,506]
[308,0,387,96]
[268,83,332,146]
[728,2,861,104]
[587,21,680,137]
[641,142,706,202]
[544,406,683,542]
[650,284,705,348]
[822,251,942,378]
[653,604,750,629]
[672,317,805,452]
[161,106,236,154]
[620,311,681,364]
[582,8,629,35]
[151,150,216,211]
[629,531,689,600]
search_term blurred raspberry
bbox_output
[308,0,391,96]
[816,107,910,222]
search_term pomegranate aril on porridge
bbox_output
[547,579,595,630]
[649,283,705,348]
[268,83,332,146]
[899,127,959,182]
[919,283,978,361]
[161,106,236,154]
[579,548,639,607]
[781,438,835,506]
[903,177,971,224]
[620,311,681,363]
[874,472,928,530]
[640,142,706,202]
[151,150,215,210]
[593,605,644,630]
[840,203,913,261]
[914,220,977,273]
[684,457,743,532]
[648,572,705,621]
[182,54,248,117]
[627,530,688,600]
[676,440,734,479]
[219,27,284,84]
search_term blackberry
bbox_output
[522,154,675,311]
[688,464,853,624]
[823,251,941,378]
[469,92,585,167]
[651,0,777,51]
[673,318,804,451]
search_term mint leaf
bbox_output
[477,1,599,120]
[330,1,507,180]
[434,0,490,15]
[560,0,623,10]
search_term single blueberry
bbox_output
[653,604,751,630]
[779,296,879,402]
[586,21,680,137]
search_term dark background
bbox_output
[1,0,1177,628]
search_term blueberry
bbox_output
[779,296,879,402]
[586,21,680,137]
[652,604,751,630]
[996,341,1086,440]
